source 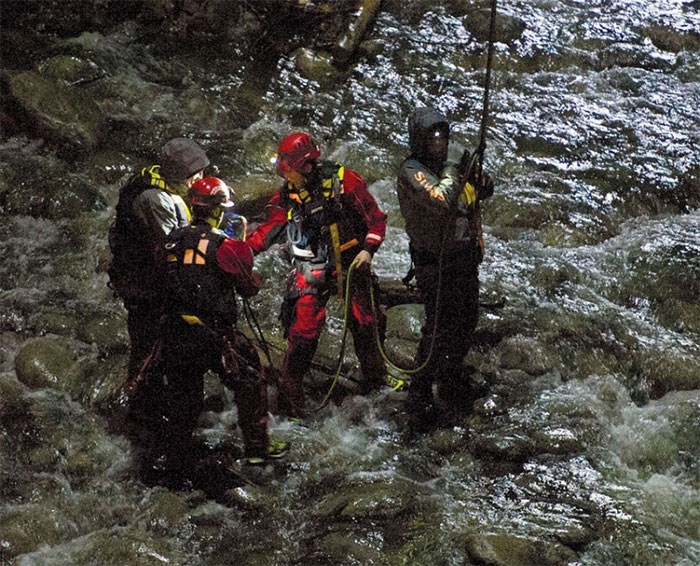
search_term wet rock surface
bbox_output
[1,1,699,565]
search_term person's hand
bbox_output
[352,250,372,271]
[479,172,494,199]
[458,149,473,179]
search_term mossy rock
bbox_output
[3,69,103,151]
[462,531,578,565]
[74,310,128,354]
[292,47,348,86]
[0,374,27,421]
[37,54,103,85]
[14,336,80,390]
[315,477,427,521]
[0,505,67,559]
[497,335,557,376]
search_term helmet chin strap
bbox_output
[206,207,224,229]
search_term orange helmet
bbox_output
[188,177,234,209]
[275,132,321,176]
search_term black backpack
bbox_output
[107,172,158,304]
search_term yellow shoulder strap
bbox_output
[329,222,344,297]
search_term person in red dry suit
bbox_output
[247,132,391,418]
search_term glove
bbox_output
[457,149,478,206]
[459,171,494,206]
[458,149,474,180]
[459,180,478,206]
[479,172,494,200]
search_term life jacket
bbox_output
[282,161,367,271]
[161,225,238,326]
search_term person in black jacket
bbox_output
[397,107,494,432]
[108,138,209,386]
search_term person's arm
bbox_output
[342,169,387,262]
[398,157,461,212]
[216,239,261,297]
[132,189,183,238]
[245,190,288,255]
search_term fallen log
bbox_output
[332,0,381,67]
[376,278,422,308]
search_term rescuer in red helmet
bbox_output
[247,132,396,419]
[126,176,287,492]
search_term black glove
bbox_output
[458,149,474,182]
[479,172,494,200]
[463,149,494,200]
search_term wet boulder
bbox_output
[462,531,578,565]
[292,48,349,85]
[74,309,128,355]
[462,5,526,44]
[0,505,68,559]
[0,373,27,433]
[674,165,700,211]
[14,336,80,390]
[2,67,103,152]
[314,475,433,522]
[639,26,700,54]
[497,335,557,376]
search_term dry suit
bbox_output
[129,222,269,485]
[248,161,388,417]
[397,107,493,423]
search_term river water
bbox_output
[1,1,699,564]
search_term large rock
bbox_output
[3,69,103,151]
[13,336,80,390]
[463,532,578,565]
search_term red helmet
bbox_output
[275,132,321,176]
[188,177,234,208]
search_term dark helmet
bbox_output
[160,138,210,182]
[275,132,321,176]
[188,177,234,209]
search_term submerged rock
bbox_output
[3,69,103,151]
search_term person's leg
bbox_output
[126,305,161,381]
[223,331,270,458]
[346,268,387,392]
[278,279,327,417]
[137,321,206,487]
[435,258,480,407]
[404,261,441,430]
